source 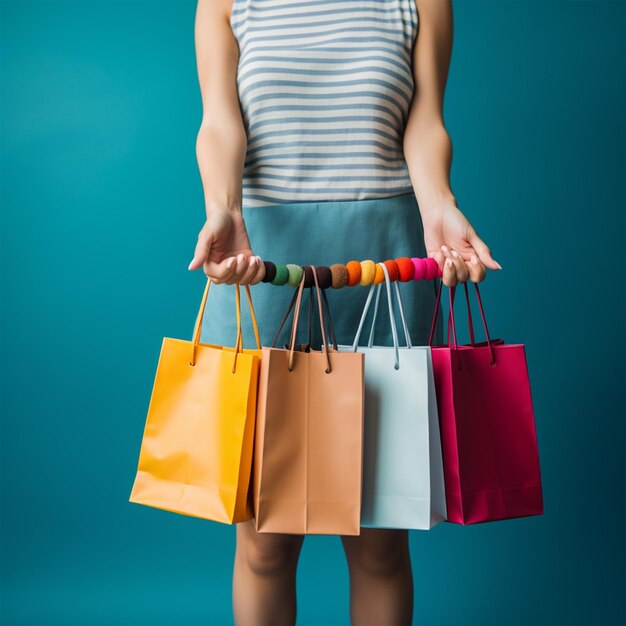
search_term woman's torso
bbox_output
[230,0,419,208]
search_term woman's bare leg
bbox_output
[341,528,413,626]
[233,519,305,626]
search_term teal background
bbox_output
[1,1,624,624]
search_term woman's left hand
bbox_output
[420,201,502,286]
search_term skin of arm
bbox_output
[404,0,502,285]
[189,0,501,285]
[188,0,265,284]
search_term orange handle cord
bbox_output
[287,267,332,374]
[190,277,212,366]
[190,277,262,369]
[311,266,332,374]
[287,272,307,372]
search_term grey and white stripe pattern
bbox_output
[230,0,418,207]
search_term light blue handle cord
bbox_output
[393,281,412,349]
[350,263,411,369]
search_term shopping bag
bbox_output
[428,281,544,524]
[129,278,262,524]
[338,262,447,530]
[253,266,365,535]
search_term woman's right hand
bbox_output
[187,207,266,285]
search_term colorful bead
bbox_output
[373,263,385,284]
[411,257,426,280]
[271,263,289,285]
[254,262,267,283]
[424,257,439,281]
[396,257,414,282]
[259,256,440,286]
[383,259,399,282]
[286,263,303,287]
[360,260,377,285]
[330,264,348,288]
[316,266,332,289]
[303,265,314,287]
[262,261,277,283]
[346,260,362,286]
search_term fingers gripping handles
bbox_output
[351,262,412,370]
[427,280,496,366]
[190,277,262,372]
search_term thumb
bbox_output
[187,230,213,271]
[467,227,502,270]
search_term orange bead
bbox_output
[345,260,362,286]
[373,263,385,284]
[383,259,399,282]
[396,257,414,282]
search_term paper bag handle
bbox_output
[364,268,412,351]
[190,277,261,368]
[350,263,408,370]
[464,282,476,345]
[427,281,496,366]
[270,287,301,349]
[288,266,332,373]
[320,288,339,351]
[272,283,332,351]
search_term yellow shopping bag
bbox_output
[129,278,262,523]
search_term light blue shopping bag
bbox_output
[338,263,447,530]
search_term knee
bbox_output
[344,530,409,578]
[238,530,302,577]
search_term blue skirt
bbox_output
[199,192,443,350]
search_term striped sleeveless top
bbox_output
[230,0,418,208]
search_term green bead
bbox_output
[286,264,304,287]
[271,263,289,286]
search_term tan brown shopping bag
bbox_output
[252,266,365,535]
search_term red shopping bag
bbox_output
[428,282,544,525]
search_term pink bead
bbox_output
[424,257,440,280]
[411,257,426,280]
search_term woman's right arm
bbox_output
[404,0,501,285]
[188,0,264,285]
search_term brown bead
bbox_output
[262,261,277,283]
[315,266,332,289]
[330,264,349,288]
[302,265,314,287]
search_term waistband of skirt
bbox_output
[241,191,418,216]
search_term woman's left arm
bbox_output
[404,0,502,285]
